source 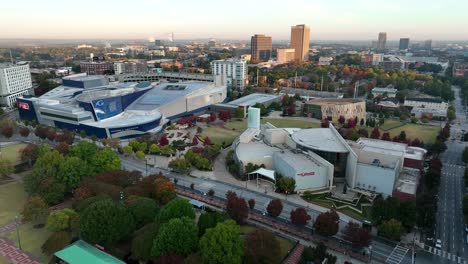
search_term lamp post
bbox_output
[15,215,22,250]
[145,159,148,176]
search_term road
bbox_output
[431,86,468,263]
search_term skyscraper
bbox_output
[399,38,410,50]
[250,34,272,63]
[424,40,432,50]
[377,32,387,50]
[290,24,310,62]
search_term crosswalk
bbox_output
[425,245,467,263]
[386,245,409,264]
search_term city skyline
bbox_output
[1,0,468,40]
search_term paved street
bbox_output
[432,86,468,263]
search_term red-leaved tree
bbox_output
[343,221,372,249]
[370,127,380,139]
[381,132,391,141]
[226,192,248,224]
[267,199,283,218]
[314,209,340,237]
[159,134,169,146]
[290,207,311,226]
[19,127,30,137]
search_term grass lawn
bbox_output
[224,118,320,132]
[200,126,241,145]
[0,143,26,163]
[0,181,28,226]
[4,222,51,263]
[379,119,403,130]
[240,225,294,259]
[387,124,440,144]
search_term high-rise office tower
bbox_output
[0,63,32,107]
[251,34,272,63]
[377,32,387,50]
[424,39,432,50]
[399,38,410,50]
[290,24,310,62]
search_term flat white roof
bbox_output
[226,93,279,107]
[236,142,277,162]
[291,128,349,153]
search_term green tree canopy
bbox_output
[199,220,244,264]
[197,211,229,237]
[127,197,159,228]
[91,148,121,174]
[46,208,79,232]
[379,218,403,241]
[157,198,195,222]
[80,199,135,246]
[244,229,281,264]
[151,217,198,258]
[57,156,88,191]
[131,222,161,262]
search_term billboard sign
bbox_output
[297,172,315,177]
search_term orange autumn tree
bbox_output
[154,176,176,205]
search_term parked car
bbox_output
[435,239,442,249]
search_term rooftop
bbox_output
[305,98,364,106]
[226,93,279,107]
[54,240,125,264]
[291,128,349,153]
[394,167,420,195]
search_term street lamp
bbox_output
[15,215,22,250]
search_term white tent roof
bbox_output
[248,168,275,181]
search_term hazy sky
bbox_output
[1,0,467,40]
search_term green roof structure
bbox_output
[54,240,125,264]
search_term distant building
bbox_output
[208,39,216,48]
[377,98,400,109]
[251,34,272,63]
[80,62,114,75]
[0,63,32,107]
[212,93,280,117]
[453,63,468,78]
[377,32,387,50]
[290,24,310,62]
[154,39,163,46]
[302,98,366,122]
[211,59,247,89]
[399,38,410,50]
[404,97,448,111]
[318,57,333,66]
[114,61,148,75]
[371,87,398,98]
[424,40,432,51]
[277,48,295,63]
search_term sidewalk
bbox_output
[0,238,40,264]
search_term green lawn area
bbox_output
[224,118,320,132]
[0,180,51,263]
[200,126,241,145]
[387,124,439,144]
[0,143,26,163]
[240,225,294,259]
[3,222,51,263]
[379,119,403,130]
[0,181,28,226]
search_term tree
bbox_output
[57,156,88,191]
[233,108,244,118]
[371,127,381,139]
[127,197,159,229]
[399,131,407,141]
[0,159,13,179]
[22,196,48,222]
[91,148,121,174]
[54,142,70,154]
[321,119,330,128]
[135,150,145,159]
[276,177,296,193]
[248,199,255,209]
[154,176,176,205]
[338,115,345,124]
[159,134,169,146]
[151,217,198,257]
[245,229,281,264]
[343,221,372,249]
[379,218,403,241]
[360,118,365,126]
[267,199,283,218]
[131,222,160,262]
[198,211,229,236]
[0,124,14,138]
[46,208,79,232]
[314,209,340,237]
[199,220,244,264]
[19,127,30,137]
[149,143,160,154]
[226,192,248,224]
[157,198,195,222]
[38,177,67,205]
[168,157,191,173]
[432,140,447,155]
[300,243,337,264]
[290,207,311,226]
[80,199,135,246]
[69,141,97,163]
[41,231,72,256]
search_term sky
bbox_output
[1,0,467,41]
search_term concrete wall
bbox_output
[355,163,398,197]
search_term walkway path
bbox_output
[283,243,304,264]
[0,238,40,264]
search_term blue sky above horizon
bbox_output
[1,0,467,40]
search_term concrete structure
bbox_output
[371,87,398,98]
[80,62,114,75]
[18,74,226,139]
[276,48,295,63]
[114,61,147,75]
[318,57,333,66]
[424,39,432,50]
[377,32,387,50]
[0,63,32,107]
[251,34,272,63]
[290,24,310,62]
[247,107,260,129]
[404,97,448,111]
[212,93,280,117]
[399,38,410,50]
[302,99,366,122]
[234,122,425,198]
[453,63,468,78]
[210,59,247,89]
